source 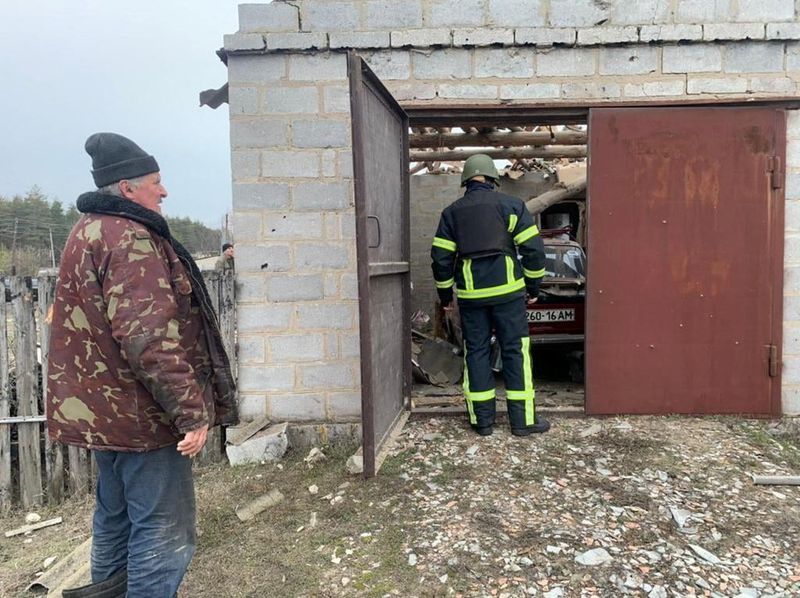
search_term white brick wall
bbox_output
[784,109,800,415]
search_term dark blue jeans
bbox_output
[91,445,196,597]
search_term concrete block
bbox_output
[687,77,748,94]
[639,24,703,42]
[561,82,622,99]
[237,395,267,420]
[489,0,545,27]
[338,151,354,179]
[549,0,609,27]
[736,0,794,22]
[297,303,355,329]
[475,48,534,78]
[790,140,800,167]
[365,0,423,28]
[263,87,319,114]
[724,43,785,73]
[790,43,800,71]
[268,334,326,361]
[500,83,561,99]
[322,150,337,178]
[323,85,351,114]
[228,55,287,84]
[782,355,800,384]
[787,173,800,200]
[340,272,359,298]
[237,275,266,303]
[237,365,295,392]
[323,273,340,298]
[341,212,356,238]
[239,3,298,33]
[391,29,452,48]
[231,212,262,242]
[428,0,488,27]
[299,362,356,389]
[266,32,328,51]
[599,47,658,76]
[233,183,290,211]
[231,151,260,180]
[266,274,325,302]
[269,395,326,421]
[339,332,361,359]
[437,84,498,99]
[782,386,800,415]
[748,77,797,93]
[388,83,438,101]
[238,335,266,364]
[295,243,350,269]
[786,199,800,230]
[577,26,638,46]
[302,1,359,32]
[783,294,800,320]
[675,0,732,23]
[324,331,339,356]
[786,233,800,264]
[767,23,800,40]
[292,181,352,211]
[703,23,765,41]
[515,28,575,46]
[231,119,288,149]
[224,33,266,52]
[226,423,289,466]
[790,110,800,139]
[228,86,260,116]
[262,150,321,178]
[663,45,722,73]
[292,120,350,149]
[537,48,596,76]
[238,304,293,332]
[610,0,670,25]
[265,212,324,238]
[330,32,391,49]
[289,53,348,81]
[287,422,361,446]
[327,392,361,420]
[236,244,292,273]
[413,48,472,79]
[623,80,686,97]
[362,50,412,80]
[453,28,514,47]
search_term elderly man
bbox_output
[47,132,238,597]
[215,242,235,271]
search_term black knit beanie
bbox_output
[85,132,160,188]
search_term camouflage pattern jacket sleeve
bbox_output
[47,213,219,451]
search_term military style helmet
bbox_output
[460,153,499,186]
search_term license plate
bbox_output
[527,308,575,323]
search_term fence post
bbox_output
[197,271,224,465]
[0,280,11,510]
[11,276,43,507]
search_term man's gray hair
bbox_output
[98,174,150,197]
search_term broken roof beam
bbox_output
[410,146,586,162]
[409,130,587,149]
[525,179,587,214]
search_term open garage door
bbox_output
[586,107,785,415]
[348,53,411,476]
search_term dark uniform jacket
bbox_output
[431,181,546,306]
[46,192,238,452]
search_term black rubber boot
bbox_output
[472,425,493,436]
[511,417,551,436]
[62,568,127,598]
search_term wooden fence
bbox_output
[0,269,236,510]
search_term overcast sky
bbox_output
[1,0,243,227]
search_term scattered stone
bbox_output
[408,553,418,566]
[346,454,363,475]
[304,447,327,466]
[575,548,613,566]
[43,556,56,569]
[689,544,721,565]
[308,484,319,495]
[25,513,41,524]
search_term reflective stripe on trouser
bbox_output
[460,304,496,428]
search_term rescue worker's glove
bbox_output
[437,287,453,308]
[525,279,541,301]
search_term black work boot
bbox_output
[62,568,127,598]
[511,417,551,436]
[472,425,494,436]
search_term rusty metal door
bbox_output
[348,53,411,476]
[586,107,785,415]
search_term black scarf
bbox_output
[75,192,217,326]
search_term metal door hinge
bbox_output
[769,344,779,377]
[768,156,783,191]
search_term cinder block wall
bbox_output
[226,0,800,421]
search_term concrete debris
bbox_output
[225,414,272,446]
[225,422,288,466]
[235,489,285,522]
[5,517,62,538]
[43,556,57,569]
[304,447,327,467]
[575,547,613,566]
[345,454,363,475]
[24,513,41,524]
[411,331,463,387]
[308,484,319,495]
[689,543,722,565]
[669,506,692,529]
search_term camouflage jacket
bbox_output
[46,192,238,451]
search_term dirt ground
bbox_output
[1,413,799,598]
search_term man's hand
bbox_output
[177,424,209,457]
[442,302,453,312]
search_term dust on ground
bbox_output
[1,415,799,597]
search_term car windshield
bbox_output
[544,245,586,279]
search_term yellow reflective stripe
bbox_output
[523,336,534,425]
[506,390,534,400]
[463,348,476,424]
[523,267,546,279]
[514,224,540,245]
[505,255,515,285]
[462,258,474,291]
[507,214,518,233]
[466,389,495,401]
[456,277,525,300]
[433,237,457,252]
[435,278,455,289]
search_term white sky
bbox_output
[0,0,244,227]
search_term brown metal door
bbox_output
[586,107,785,415]
[348,53,411,475]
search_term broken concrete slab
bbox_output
[226,422,288,466]
[225,414,272,446]
[411,333,463,387]
[346,454,364,475]
[235,489,285,522]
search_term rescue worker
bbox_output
[431,154,550,437]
